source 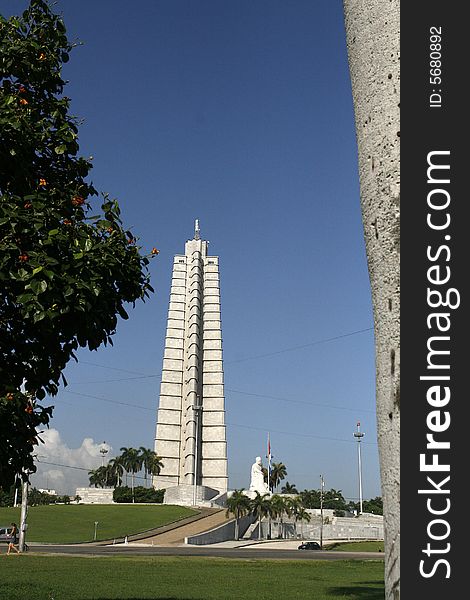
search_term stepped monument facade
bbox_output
[153,221,228,500]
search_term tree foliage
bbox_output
[280,481,297,494]
[0,485,69,507]
[299,488,348,511]
[113,486,165,504]
[225,489,251,540]
[0,1,155,489]
[269,462,287,491]
[262,460,288,491]
[349,496,383,516]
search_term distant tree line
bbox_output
[260,459,383,516]
[226,489,383,541]
[299,489,383,515]
[226,491,311,541]
[0,486,79,507]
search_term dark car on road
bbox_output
[298,541,321,550]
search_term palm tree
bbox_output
[120,447,142,501]
[103,463,118,488]
[295,507,311,539]
[88,469,100,488]
[281,481,298,494]
[285,496,302,538]
[139,447,153,487]
[270,494,289,539]
[324,489,346,512]
[270,462,287,491]
[226,490,251,540]
[343,2,400,597]
[249,492,271,540]
[109,456,125,487]
[147,452,163,481]
[88,466,108,488]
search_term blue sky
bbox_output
[4,0,379,500]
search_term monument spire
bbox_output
[153,225,228,502]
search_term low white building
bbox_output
[75,487,115,504]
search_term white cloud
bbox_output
[30,429,113,496]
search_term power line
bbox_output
[36,459,90,472]
[79,361,152,376]
[70,375,159,385]
[229,422,377,446]
[63,388,373,418]
[35,459,148,481]
[225,327,373,364]
[226,388,375,414]
[69,326,374,382]
[59,390,376,446]
[64,390,154,411]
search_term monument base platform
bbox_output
[163,484,226,507]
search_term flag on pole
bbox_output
[267,433,272,492]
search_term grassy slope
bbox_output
[0,504,196,543]
[2,555,385,600]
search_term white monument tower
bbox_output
[153,221,228,504]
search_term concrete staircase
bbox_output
[138,508,229,546]
[242,522,259,540]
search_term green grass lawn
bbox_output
[0,504,196,543]
[1,555,385,600]
[327,541,384,552]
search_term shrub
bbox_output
[113,486,165,504]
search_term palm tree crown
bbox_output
[270,462,287,491]
[226,490,251,540]
[120,447,142,500]
[281,481,298,494]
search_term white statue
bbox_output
[249,456,270,494]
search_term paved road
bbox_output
[28,544,383,561]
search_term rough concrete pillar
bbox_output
[342,2,400,599]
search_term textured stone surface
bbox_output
[75,487,114,504]
[343,2,400,598]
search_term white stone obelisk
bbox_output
[153,221,228,497]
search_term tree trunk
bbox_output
[342,2,400,599]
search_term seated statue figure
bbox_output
[249,456,270,494]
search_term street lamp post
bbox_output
[353,422,365,514]
[94,521,99,541]
[190,400,203,507]
[100,442,109,468]
[100,442,109,487]
[319,474,325,549]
